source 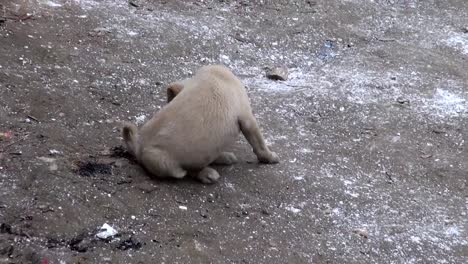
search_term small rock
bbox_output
[207,194,215,203]
[353,228,369,239]
[261,208,271,216]
[69,233,91,253]
[0,223,12,234]
[0,244,14,256]
[129,0,140,7]
[38,204,54,213]
[174,196,188,204]
[396,97,410,105]
[266,66,288,81]
[200,208,209,218]
[135,182,158,193]
[116,236,142,251]
[268,240,277,248]
[89,27,111,37]
[420,154,432,159]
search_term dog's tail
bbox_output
[122,122,139,157]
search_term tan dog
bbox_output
[122,65,279,184]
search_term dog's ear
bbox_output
[167,82,184,103]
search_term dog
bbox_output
[122,65,279,184]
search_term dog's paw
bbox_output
[212,152,238,165]
[197,167,220,184]
[258,151,279,164]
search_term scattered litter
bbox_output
[96,223,118,239]
[285,205,301,214]
[293,175,304,181]
[0,131,12,141]
[27,115,39,122]
[49,149,62,155]
[318,40,338,61]
[179,205,188,210]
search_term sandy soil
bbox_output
[0,0,467,263]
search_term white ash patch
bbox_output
[442,32,468,55]
[427,88,466,117]
[314,165,468,263]
[284,203,306,214]
[44,1,62,7]
[285,206,301,214]
[134,114,147,125]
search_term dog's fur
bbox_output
[122,65,278,184]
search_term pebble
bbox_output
[266,66,288,81]
[261,208,271,216]
[200,208,209,218]
[0,245,14,256]
[207,194,215,203]
[353,228,369,239]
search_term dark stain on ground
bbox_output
[116,236,143,251]
[110,145,134,160]
[76,161,112,177]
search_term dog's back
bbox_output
[138,65,249,170]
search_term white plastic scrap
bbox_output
[96,223,118,239]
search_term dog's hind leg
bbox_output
[139,148,187,179]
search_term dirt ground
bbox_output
[0,0,467,263]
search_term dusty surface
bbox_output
[0,0,467,263]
